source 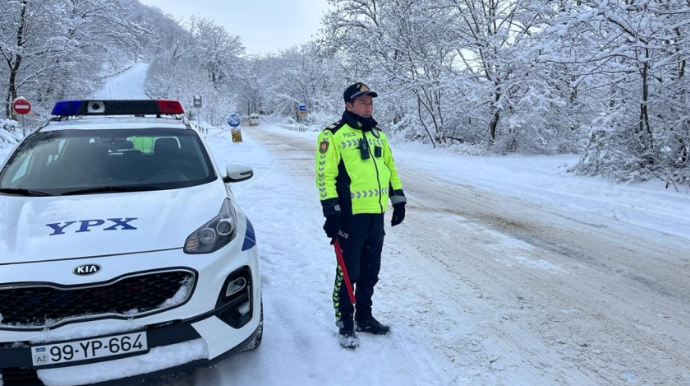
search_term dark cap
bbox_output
[343,82,378,103]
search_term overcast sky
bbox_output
[138,0,333,55]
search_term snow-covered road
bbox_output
[152,124,688,386]
[3,65,688,385]
[217,126,690,385]
[2,123,688,386]
[91,64,149,100]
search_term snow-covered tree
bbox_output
[318,0,575,151]
[251,44,344,126]
[3,0,688,186]
[190,17,245,87]
[0,0,144,119]
[0,0,64,117]
[145,17,246,125]
[552,0,690,183]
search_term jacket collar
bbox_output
[342,110,377,131]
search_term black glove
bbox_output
[391,203,406,226]
[323,215,340,239]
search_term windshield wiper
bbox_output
[61,185,158,196]
[0,188,54,197]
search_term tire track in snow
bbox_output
[244,125,690,386]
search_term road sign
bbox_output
[298,104,307,116]
[193,96,202,108]
[227,113,241,128]
[12,98,31,115]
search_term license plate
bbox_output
[31,331,148,367]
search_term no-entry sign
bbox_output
[12,98,31,115]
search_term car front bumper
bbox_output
[0,218,261,386]
[0,300,262,386]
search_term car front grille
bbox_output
[0,270,195,330]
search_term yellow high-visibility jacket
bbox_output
[316,120,406,216]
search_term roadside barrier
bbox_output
[278,123,307,132]
[231,128,243,142]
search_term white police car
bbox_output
[0,100,262,386]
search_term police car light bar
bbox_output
[51,100,185,116]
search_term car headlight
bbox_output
[184,199,237,254]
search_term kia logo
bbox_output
[73,264,102,275]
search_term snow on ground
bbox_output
[91,63,149,99]
[163,123,687,386]
[392,142,690,242]
[161,126,456,386]
[2,67,689,386]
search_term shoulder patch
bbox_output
[319,140,329,154]
[325,120,345,133]
[372,127,380,138]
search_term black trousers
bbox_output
[333,213,385,327]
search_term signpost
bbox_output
[227,113,242,143]
[193,96,202,132]
[298,104,307,116]
[12,97,31,137]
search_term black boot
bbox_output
[338,324,359,350]
[355,316,391,335]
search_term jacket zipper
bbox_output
[362,130,384,213]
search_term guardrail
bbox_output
[278,123,308,132]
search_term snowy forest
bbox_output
[1,0,689,185]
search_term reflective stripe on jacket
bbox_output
[316,121,404,216]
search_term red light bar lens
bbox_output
[157,100,184,115]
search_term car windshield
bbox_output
[0,128,216,196]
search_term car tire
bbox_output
[241,299,263,351]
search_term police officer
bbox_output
[316,82,406,349]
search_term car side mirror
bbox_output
[223,164,253,183]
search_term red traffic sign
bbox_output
[12,99,31,115]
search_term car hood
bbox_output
[0,183,227,264]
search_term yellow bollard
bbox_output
[231,128,243,143]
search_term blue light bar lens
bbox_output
[51,100,83,116]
